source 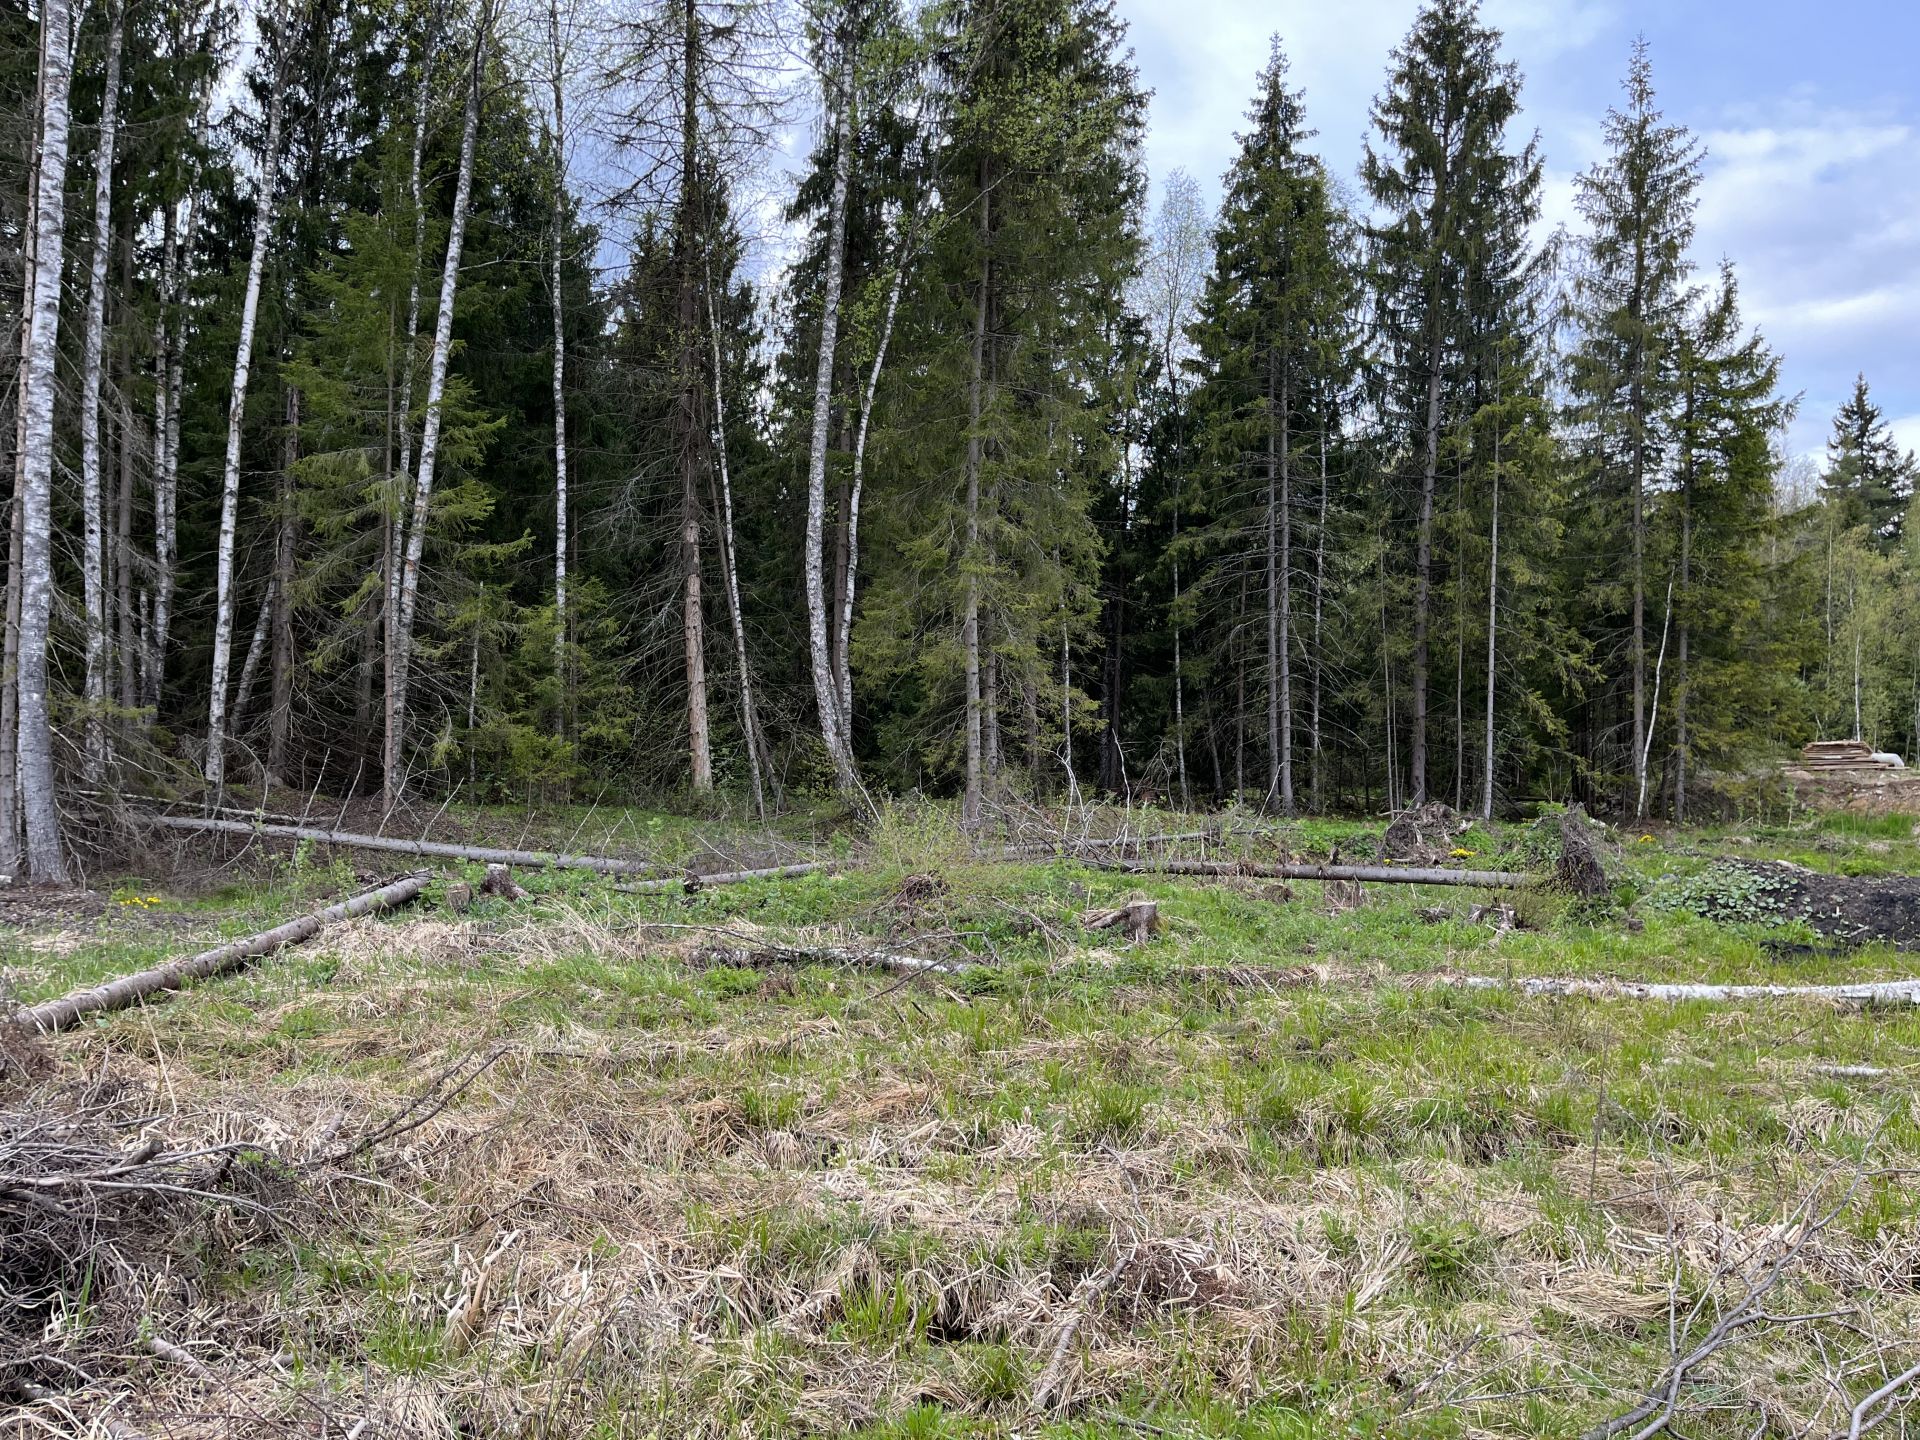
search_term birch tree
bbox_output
[78,0,125,785]
[803,35,859,791]
[545,0,573,717]
[387,0,493,810]
[15,0,80,880]
[204,33,287,797]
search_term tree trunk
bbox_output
[1279,362,1293,814]
[115,406,136,714]
[1312,426,1327,813]
[803,43,858,789]
[838,215,909,726]
[1264,349,1279,809]
[962,170,990,827]
[1380,513,1398,811]
[1,47,41,878]
[151,186,193,713]
[78,0,124,786]
[385,9,438,805]
[1482,393,1500,821]
[1630,238,1648,815]
[1234,574,1246,801]
[1412,338,1441,806]
[706,281,768,819]
[1675,499,1690,823]
[672,0,711,794]
[388,6,488,811]
[229,579,273,741]
[14,874,430,1035]
[16,0,79,882]
[205,65,285,799]
[146,199,174,710]
[267,387,298,786]
[547,0,570,727]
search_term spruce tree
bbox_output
[1566,38,1701,813]
[855,0,1145,818]
[1363,0,1541,807]
[1668,263,1794,816]
[1822,374,1917,550]
[1187,39,1353,813]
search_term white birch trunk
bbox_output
[802,45,857,790]
[385,15,436,800]
[706,282,767,819]
[204,66,286,797]
[78,0,124,785]
[151,181,197,712]
[16,0,79,881]
[547,0,569,708]
[836,226,907,728]
[229,578,274,739]
[388,8,488,811]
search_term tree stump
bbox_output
[479,864,528,901]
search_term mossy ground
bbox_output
[4,804,1918,1437]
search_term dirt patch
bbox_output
[0,888,108,929]
[1782,766,1920,817]
[1677,861,1920,947]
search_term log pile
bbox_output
[1799,740,1901,771]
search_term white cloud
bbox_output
[1689,106,1920,456]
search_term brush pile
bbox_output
[0,1047,295,1412]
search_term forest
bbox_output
[2,0,1916,880]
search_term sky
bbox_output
[1116,0,1920,464]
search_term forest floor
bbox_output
[4,800,1920,1439]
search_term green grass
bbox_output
[7,802,1920,1438]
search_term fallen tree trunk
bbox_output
[1453,974,1920,1005]
[143,815,668,877]
[998,830,1218,859]
[613,860,839,894]
[1092,857,1533,888]
[10,873,431,1034]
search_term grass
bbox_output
[5,803,1920,1436]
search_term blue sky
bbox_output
[1118,0,1920,464]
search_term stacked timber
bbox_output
[1800,740,1903,771]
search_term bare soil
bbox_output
[1738,860,1920,947]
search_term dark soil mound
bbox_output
[1712,861,1920,947]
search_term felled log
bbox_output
[1454,974,1920,1005]
[611,860,839,894]
[9,873,431,1034]
[998,830,1217,860]
[1089,857,1532,888]
[141,814,667,876]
